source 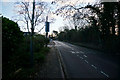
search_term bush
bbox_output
[33,35,49,52]
[34,47,50,63]
[2,17,24,79]
[2,16,50,79]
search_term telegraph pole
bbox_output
[30,0,35,67]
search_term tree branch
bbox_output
[22,2,32,22]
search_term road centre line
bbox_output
[72,48,74,50]
[84,60,89,63]
[79,57,84,59]
[70,51,75,53]
[80,51,84,54]
[76,51,79,53]
[100,71,109,78]
[83,55,87,58]
[91,64,97,69]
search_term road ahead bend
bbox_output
[54,41,120,79]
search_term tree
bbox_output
[14,0,48,33]
[14,0,51,66]
[54,0,101,31]
[57,1,120,53]
[2,17,24,78]
[53,30,58,36]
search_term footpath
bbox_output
[35,41,63,79]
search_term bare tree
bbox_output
[52,0,100,30]
[13,0,50,67]
[14,0,48,33]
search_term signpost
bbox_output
[45,22,50,32]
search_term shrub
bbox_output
[2,17,24,79]
[2,16,50,79]
[34,47,50,63]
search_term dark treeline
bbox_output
[58,2,120,53]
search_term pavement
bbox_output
[35,41,63,79]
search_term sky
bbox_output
[0,0,65,35]
[0,2,14,19]
[1,0,119,35]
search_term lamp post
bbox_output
[30,0,35,67]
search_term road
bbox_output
[54,41,120,79]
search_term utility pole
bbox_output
[45,16,50,47]
[30,0,35,67]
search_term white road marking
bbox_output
[91,65,97,69]
[70,51,75,54]
[84,60,89,63]
[83,55,87,58]
[76,51,79,53]
[72,48,74,50]
[100,71,109,78]
[80,51,84,54]
[80,57,84,59]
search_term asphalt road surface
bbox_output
[54,41,120,79]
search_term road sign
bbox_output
[45,22,49,32]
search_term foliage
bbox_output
[33,35,46,52]
[58,26,100,44]
[58,2,120,53]
[14,1,48,32]
[34,47,50,63]
[2,17,50,79]
[2,17,24,79]
[14,1,56,33]
[53,30,58,36]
